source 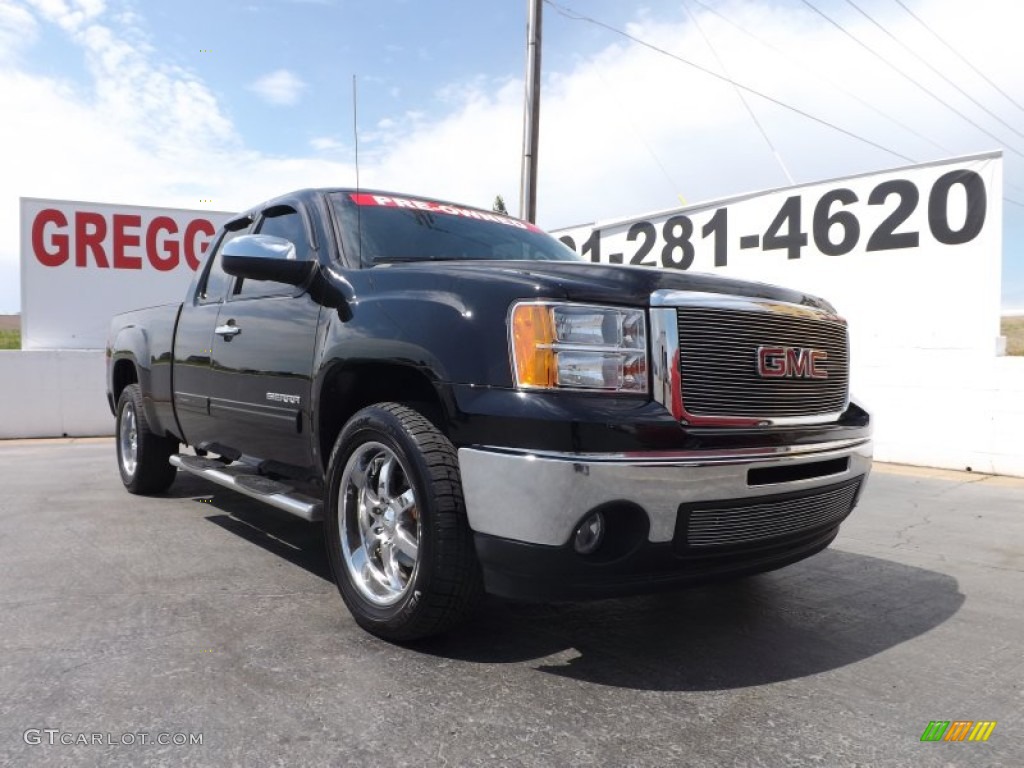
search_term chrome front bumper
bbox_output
[457,438,872,546]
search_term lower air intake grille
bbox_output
[683,479,861,548]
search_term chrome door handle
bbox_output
[214,323,241,338]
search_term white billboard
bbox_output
[554,152,1007,472]
[553,151,1003,376]
[20,199,234,350]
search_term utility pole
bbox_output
[519,0,543,223]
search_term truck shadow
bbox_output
[419,550,965,691]
[190,481,964,692]
[173,474,334,582]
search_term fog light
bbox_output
[573,511,605,555]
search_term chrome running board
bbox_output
[170,454,323,522]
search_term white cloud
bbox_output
[2,0,1023,313]
[25,0,105,32]
[248,68,307,106]
[0,1,39,62]
[310,136,345,152]
[0,5,341,311]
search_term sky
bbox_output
[1,0,1023,312]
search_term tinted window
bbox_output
[197,228,246,304]
[233,207,309,299]
[328,192,583,266]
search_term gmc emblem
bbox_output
[757,346,828,379]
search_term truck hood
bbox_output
[375,260,836,312]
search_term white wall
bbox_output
[0,349,111,438]
[860,353,1024,477]
[1,348,1023,477]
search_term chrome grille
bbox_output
[676,306,849,419]
[686,479,860,548]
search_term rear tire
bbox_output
[324,403,482,641]
[116,383,178,494]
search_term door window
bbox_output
[196,222,251,305]
[233,206,310,299]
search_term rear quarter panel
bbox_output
[107,303,183,440]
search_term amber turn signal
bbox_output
[511,304,556,388]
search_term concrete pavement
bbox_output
[0,439,1021,767]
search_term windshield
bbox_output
[329,192,584,266]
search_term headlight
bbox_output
[509,301,648,392]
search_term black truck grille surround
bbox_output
[681,479,861,549]
[676,306,849,419]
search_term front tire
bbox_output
[324,403,481,641]
[116,383,178,494]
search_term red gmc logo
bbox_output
[757,346,829,379]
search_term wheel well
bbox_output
[112,359,138,404]
[317,363,447,473]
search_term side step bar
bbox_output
[170,454,323,522]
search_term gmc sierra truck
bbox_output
[106,188,872,641]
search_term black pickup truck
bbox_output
[106,189,872,641]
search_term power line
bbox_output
[799,0,1024,162]
[590,65,684,201]
[687,0,1024,203]
[682,0,794,185]
[543,0,1024,210]
[829,1,1024,203]
[893,0,1024,116]
[688,0,952,156]
[844,0,1024,142]
[542,0,918,164]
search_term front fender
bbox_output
[315,267,557,388]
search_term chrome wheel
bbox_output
[114,383,178,495]
[119,402,138,478]
[325,404,481,640]
[338,442,421,607]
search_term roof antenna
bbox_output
[352,73,363,265]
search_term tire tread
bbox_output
[325,402,482,641]
[116,383,178,494]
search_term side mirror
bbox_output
[222,234,315,286]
